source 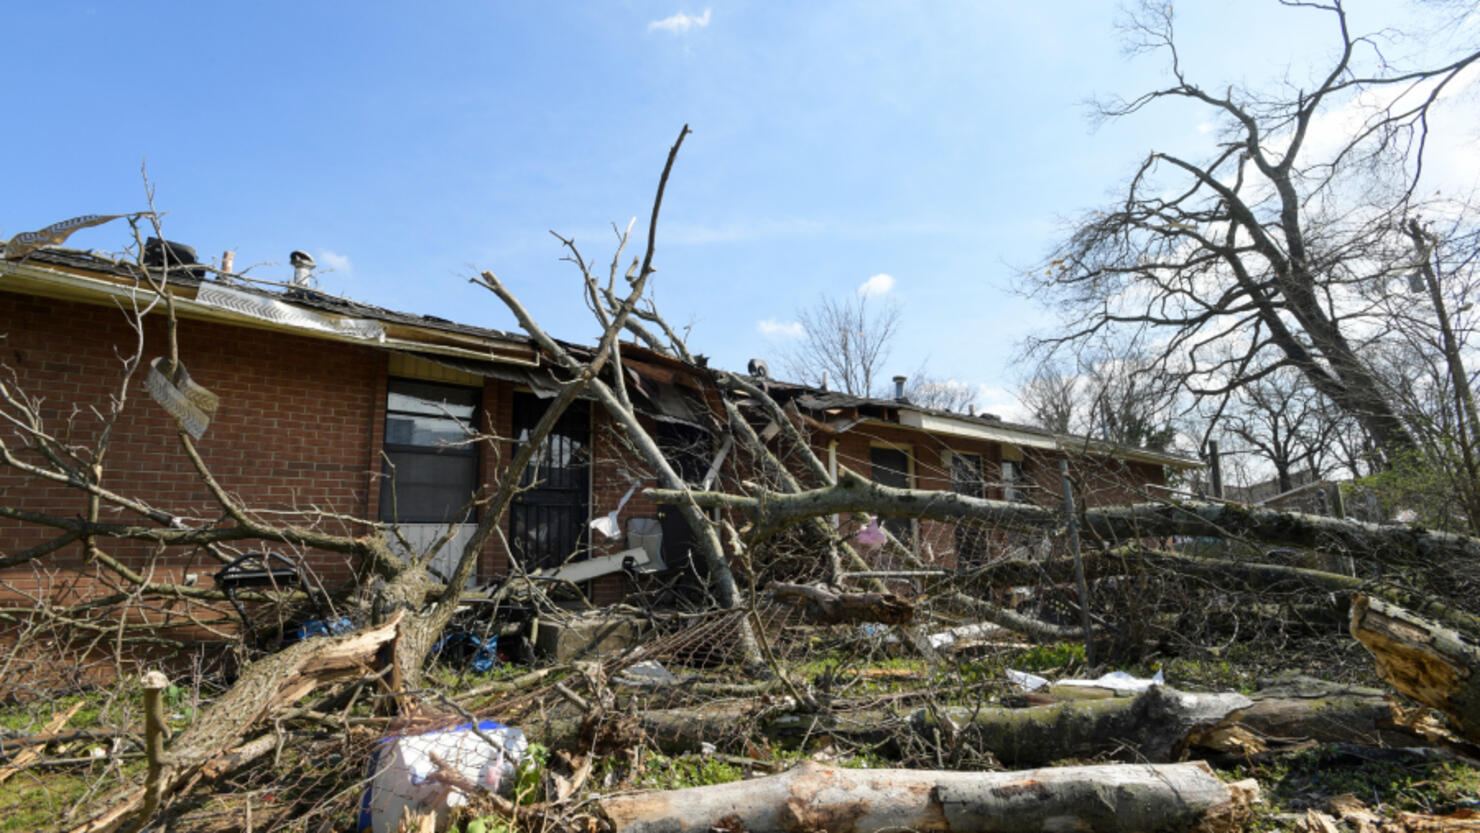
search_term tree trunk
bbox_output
[596,759,1257,833]
[540,686,1250,767]
[1237,676,1442,749]
[1350,594,1480,744]
[912,686,1251,767]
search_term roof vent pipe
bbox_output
[290,250,316,286]
[893,375,907,402]
[821,370,829,391]
[968,404,975,416]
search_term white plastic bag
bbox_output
[358,721,526,833]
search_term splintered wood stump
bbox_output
[769,582,914,625]
[597,759,1257,833]
[1350,594,1480,744]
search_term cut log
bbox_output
[597,758,1257,833]
[768,581,914,625]
[912,685,1252,767]
[1349,594,1480,744]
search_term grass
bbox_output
[0,687,150,831]
[0,761,147,831]
[635,752,745,790]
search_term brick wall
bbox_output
[0,291,387,596]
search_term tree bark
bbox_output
[537,686,1250,768]
[597,758,1257,833]
[912,686,1251,767]
[1350,594,1480,744]
[1231,677,1441,749]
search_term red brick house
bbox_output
[0,245,1198,610]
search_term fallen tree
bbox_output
[654,469,1480,567]
[596,758,1258,833]
[68,612,401,833]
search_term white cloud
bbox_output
[757,318,804,338]
[648,9,711,33]
[857,273,895,297]
[318,249,352,275]
[1195,121,1214,134]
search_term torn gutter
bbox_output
[1,259,541,366]
[195,283,386,341]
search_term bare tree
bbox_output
[1020,361,1077,433]
[1021,0,1480,461]
[903,372,979,413]
[1220,367,1338,495]
[1018,350,1179,451]
[782,293,901,396]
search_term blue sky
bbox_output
[4,1,1470,419]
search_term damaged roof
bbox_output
[9,247,535,350]
[4,244,1199,469]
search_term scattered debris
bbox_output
[359,721,527,833]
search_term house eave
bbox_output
[895,409,1201,469]
[0,258,541,366]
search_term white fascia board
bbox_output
[896,410,1059,450]
[896,409,1201,469]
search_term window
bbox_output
[379,379,480,524]
[1002,459,1025,503]
[869,446,914,544]
[950,452,989,564]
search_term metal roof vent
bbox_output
[290,250,316,286]
[893,375,907,402]
[748,358,770,378]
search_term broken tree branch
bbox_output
[767,582,914,625]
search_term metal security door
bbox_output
[509,393,591,571]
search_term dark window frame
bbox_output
[508,391,593,571]
[379,378,481,524]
